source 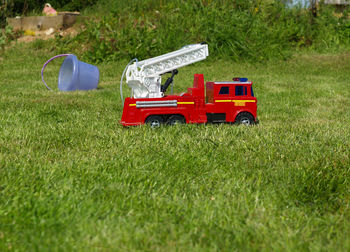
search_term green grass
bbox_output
[0,42,350,251]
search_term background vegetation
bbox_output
[1,0,350,61]
[56,0,350,62]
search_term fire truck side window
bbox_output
[235,86,247,96]
[219,86,229,95]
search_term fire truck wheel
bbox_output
[235,112,255,126]
[167,115,186,125]
[145,115,164,128]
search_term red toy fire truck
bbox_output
[120,43,258,127]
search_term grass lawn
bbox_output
[0,42,350,251]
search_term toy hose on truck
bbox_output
[120,43,258,127]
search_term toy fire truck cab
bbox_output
[205,78,257,125]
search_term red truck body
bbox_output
[121,74,257,126]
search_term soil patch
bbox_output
[17,27,79,43]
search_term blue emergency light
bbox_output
[233,77,248,82]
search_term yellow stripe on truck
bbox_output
[232,100,255,103]
[215,100,231,103]
[215,100,256,103]
[129,104,136,106]
[214,99,256,106]
[177,102,194,105]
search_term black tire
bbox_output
[167,115,186,125]
[145,115,164,128]
[235,112,255,126]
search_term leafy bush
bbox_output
[311,5,350,50]
[0,25,21,50]
[54,0,349,63]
